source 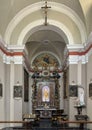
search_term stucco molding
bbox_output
[17,19,74,45]
[4,2,86,45]
[68,55,88,64]
[3,55,23,64]
[67,44,84,51]
[66,44,91,64]
[7,45,25,50]
[23,25,69,44]
[0,38,92,66]
[50,2,87,43]
[0,41,24,64]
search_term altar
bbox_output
[32,79,60,113]
[35,108,56,118]
[31,60,60,118]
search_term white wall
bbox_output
[0,62,25,128]
[4,64,10,128]
[69,64,78,121]
[14,65,23,123]
[0,55,5,128]
[87,54,92,128]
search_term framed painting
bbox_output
[89,83,92,97]
[69,85,78,97]
[14,85,22,98]
[0,83,3,97]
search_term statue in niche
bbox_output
[75,86,85,106]
[42,86,50,102]
[79,89,85,106]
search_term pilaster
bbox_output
[10,61,14,126]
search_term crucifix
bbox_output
[41,1,51,26]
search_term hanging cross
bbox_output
[41,1,51,26]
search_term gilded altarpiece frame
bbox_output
[36,81,55,108]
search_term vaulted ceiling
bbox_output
[0,0,92,67]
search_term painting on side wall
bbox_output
[89,83,92,97]
[0,83,3,97]
[14,85,22,98]
[69,85,78,97]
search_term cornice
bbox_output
[3,55,23,64]
[0,40,24,64]
[66,43,92,64]
[68,55,88,64]
[0,38,92,69]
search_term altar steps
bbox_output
[32,127,89,130]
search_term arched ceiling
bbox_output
[0,0,92,67]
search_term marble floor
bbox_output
[2,119,90,130]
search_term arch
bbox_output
[23,25,68,44]
[4,2,86,44]
[18,19,74,45]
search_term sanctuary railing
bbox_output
[0,120,92,130]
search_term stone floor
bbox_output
[2,118,90,130]
[2,127,90,130]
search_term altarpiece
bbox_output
[31,53,60,118]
